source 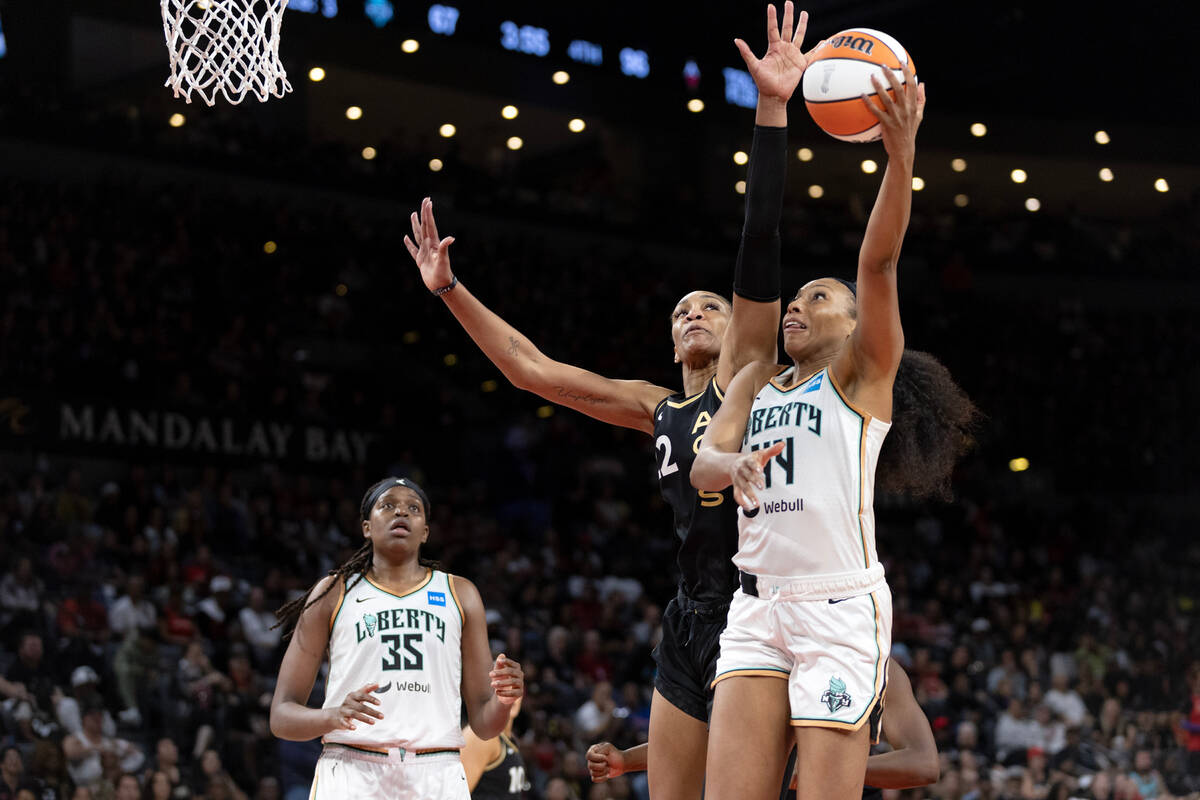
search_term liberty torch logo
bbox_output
[821,676,852,713]
[361,612,378,638]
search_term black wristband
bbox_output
[431,275,458,297]
[733,125,787,303]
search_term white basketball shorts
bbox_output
[309,744,469,800]
[712,566,892,741]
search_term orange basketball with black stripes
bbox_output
[802,28,915,143]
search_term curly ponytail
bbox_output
[876,349,979,501]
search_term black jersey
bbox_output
[653,377,738,603]
[472,733,528,800]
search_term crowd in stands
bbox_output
[1,99,1198,800]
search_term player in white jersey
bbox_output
[269,477,524,800]
[693,64,974,800]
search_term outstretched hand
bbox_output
[403,196,456,293]
[861,63,926,160]
[731,440,786,511]
[734,2,822,104]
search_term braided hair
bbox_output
[273,477,438,637]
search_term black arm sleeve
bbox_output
[733,124,788,302]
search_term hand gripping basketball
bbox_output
[731,441,786,512]
[861,63,926,159]
[404,197,456,293]
[489,654,524,705]
[586,742,626,782]
[327,683,383,731]
[733,2,824,104]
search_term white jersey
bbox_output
[322,569,465,752]
[736,366,890,580]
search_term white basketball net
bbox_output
[161,0,292,106]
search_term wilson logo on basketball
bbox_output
[828,35,875,55]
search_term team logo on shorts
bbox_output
[821,676,852,713]
[361,612,378,638]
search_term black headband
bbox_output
[834,278,857,297]
[360,477,431,520]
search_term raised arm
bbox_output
[835,64,925,411]
[719,3,822,388]
[454,575,523,741]
[270,577,380,741]
[404,198,670,434]
[865,662,939,788]
[691,361,781,510]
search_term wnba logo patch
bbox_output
[427,591,446,607]
[801,372,823,394]
[821,676,852,713]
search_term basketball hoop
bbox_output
[161,0,293,106]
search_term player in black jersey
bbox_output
[405,7,817,797]
[586,661,938,798]
[462,698,529,799]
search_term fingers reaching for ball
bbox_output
[860,62,924,158]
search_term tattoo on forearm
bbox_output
[507,337,520,357]
[554,386,608,404]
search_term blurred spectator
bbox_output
[55,665,117,737]
[235,589,279,669]
[0,747,32,800]
[1044,672,1088,728]
[62,700,145,792]
[0,558,42,634]
[3,632,60,741]
[110,574,158,641]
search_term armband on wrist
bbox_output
[431,276,458,296]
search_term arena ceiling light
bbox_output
[1010,168,1027,184]
[552,70,570,85]
[1094,130,1110,144]
[501,105,519,119]
[361,146,377,160]
[429,159,444,172]
[911,177,925,191]
[1099,168,1114,182]
[951,158,967,172]
[401,39,419,53]
[1025,197,1040,212]
[860,159,877,174]
[953,194,969,207]
[807,184,824,198]
[733,151,748,165]
[168,113,186,128]
[506,136,523,150]
[345,106,363,120]
[970,122,987,137]
[439,123,456,138]
[308,67,326,82]
[735,180,746,194]
[568,118,586,133]
[1154,178,1169,193]
[687,98,704,113]
[796,148,813,162]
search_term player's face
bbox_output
[782,280,856,359]
[362,487,429,555]
[670,291,730,365]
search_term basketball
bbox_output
[802,28,915,143]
